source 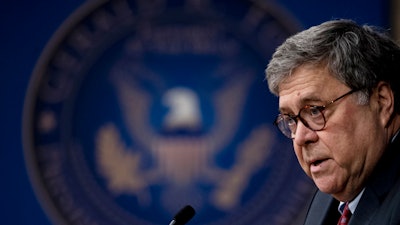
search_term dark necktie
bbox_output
[337,202,352,225]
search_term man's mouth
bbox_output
[312,160,324,166]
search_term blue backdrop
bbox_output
[0,0,389,224]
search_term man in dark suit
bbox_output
[265,19,400,224]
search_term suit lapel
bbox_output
[348,188,379,225]
[304,191,340,225]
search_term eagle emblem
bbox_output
[95,59,275,211]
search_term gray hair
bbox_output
[265,19,400,110]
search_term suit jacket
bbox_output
[303,135,400,225]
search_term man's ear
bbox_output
[376,81,395,127]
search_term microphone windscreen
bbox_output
[173,205,195,225]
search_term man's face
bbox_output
[277,64,387,201]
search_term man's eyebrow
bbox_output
[301,95,324,103]
[278,95,324,113]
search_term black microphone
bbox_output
[169,205,196,225]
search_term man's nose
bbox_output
[293,120,318,145]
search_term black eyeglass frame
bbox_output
[274,89,360,139]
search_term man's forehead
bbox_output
[278,64,346,92]
[277,68,349,111]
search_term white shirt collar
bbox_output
[391,128,400,142]
[338,188,365,214]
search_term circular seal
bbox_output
[23,0,314,225]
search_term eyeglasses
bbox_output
[274,89,360,139]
